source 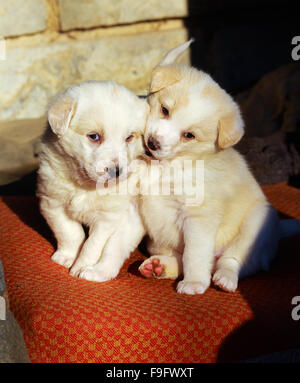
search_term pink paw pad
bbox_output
[140,258,164,279]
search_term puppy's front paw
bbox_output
[69,264,83,277]
[176,280,209,295]
[70,259,91,277]
[78,266,116,282]
[51,250,76,268]
[212,268,238,292]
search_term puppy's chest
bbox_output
[141,196,184,248]
[66,190,128,225]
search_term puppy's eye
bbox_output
[161,105,169,117]
[126,134,134,143]
[87,133,101,142]
[183,132,195,140]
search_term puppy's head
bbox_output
[48,81,149,186]
[145,40,244,160]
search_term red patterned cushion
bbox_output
[0,183,299,362]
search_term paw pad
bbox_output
[140,258,164,279]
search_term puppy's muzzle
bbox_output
[147,136,160,151]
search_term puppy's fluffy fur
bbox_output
[139,41,289,294]
[37,81,148,282]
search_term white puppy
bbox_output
[37,81,148,282]
[139,41,300,294]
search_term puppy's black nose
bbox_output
[108,166,122,178]
[147,136,160,151]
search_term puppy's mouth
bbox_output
[144,148,155,159]
[144,146,173,161]
[142,139,156,159]
[143,137,173,161]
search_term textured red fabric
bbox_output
[0,183,299,363]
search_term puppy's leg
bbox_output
[79,205,145,282]
[40,198,85,268]
[139,243,182,280]
[213,203,269,292]
[177,216,218,295]
[69,220,117,277]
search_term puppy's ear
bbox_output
[158,39,194,66]
[48,94,76,137]
[150,65,182,93]
[149,39,194,93]
[217,109,244,150]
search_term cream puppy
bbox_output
[139,41,300,294]
[37,81,148,282]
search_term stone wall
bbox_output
[0,0,191,185]
[0,0,191,121]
